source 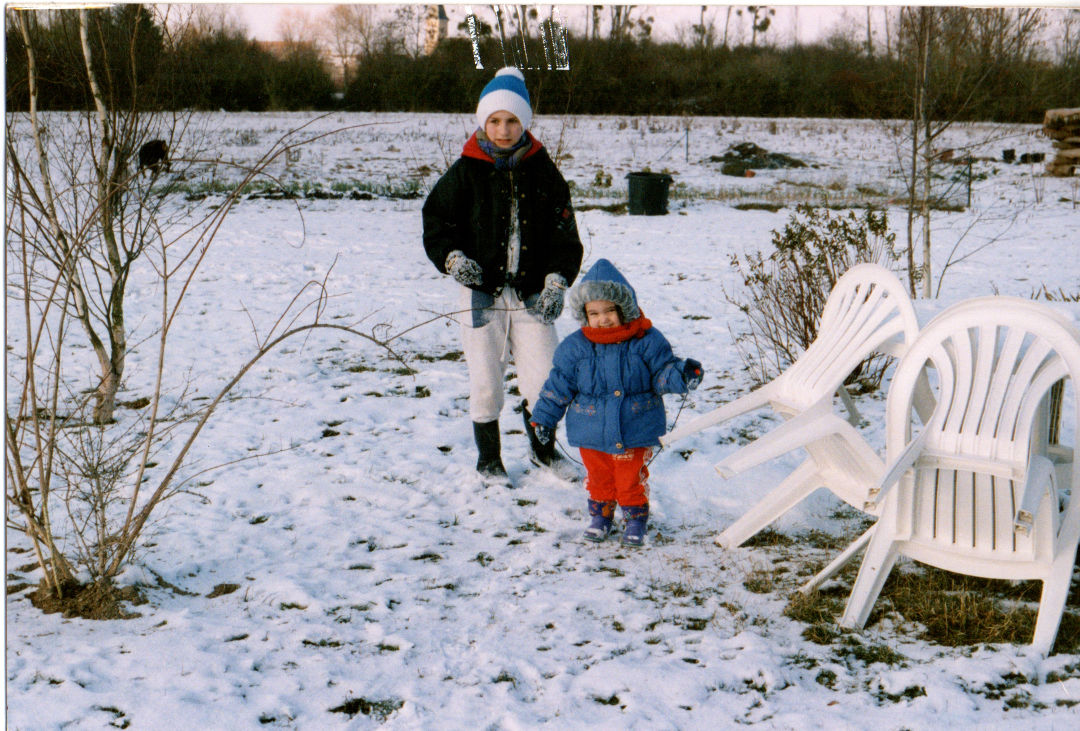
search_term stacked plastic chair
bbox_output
[840,296,1080,655]
[662,264,928,567]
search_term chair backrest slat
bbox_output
[886,296,1080,561]
[779,265,918,406]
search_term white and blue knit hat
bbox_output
[475,67,532,131]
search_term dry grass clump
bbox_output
[786,561,1080,654]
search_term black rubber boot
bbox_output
[473,420,511,487]
[522,403,578,481]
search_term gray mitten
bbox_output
[531,273,567,324]
[530,421,554,445]
[445,250,482,287]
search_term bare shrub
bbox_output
[7,101,402,612]
[726,204,900,390]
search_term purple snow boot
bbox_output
[583,499,617,542]
[621,504,649,547]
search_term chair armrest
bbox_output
[1046,444,1073,465]
[661,385,774,447]
[1013,455,1056,537]
[714,400,838,477]
[863,431,929,511]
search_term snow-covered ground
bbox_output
[6,112,1080,729]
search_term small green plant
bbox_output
[844,637,906,666]
[726,204,899,388]
[815,669,837,688]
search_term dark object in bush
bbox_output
[138,139,170,174]
[1018,152,1045,164]
[1002,148,1016,163]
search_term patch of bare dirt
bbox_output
[28,580,146,620]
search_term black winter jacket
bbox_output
[422,132,583,299]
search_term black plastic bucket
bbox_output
[626,172,674,215]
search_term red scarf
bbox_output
[581,314,652,344]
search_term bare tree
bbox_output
[383,4,430,58]
[747,5,775,47]
[893,6,1046,297]
[164,3,245,42]
[8,103,401,606]
[865,6,873,57]
[681,5,717,51]
[609,5,635,42]
[323,6,356,88]
[6,7,185,425]
[277,7,320,49]
[322,4,379,89]
[4,5,402,605]
[1061,9,1080,64]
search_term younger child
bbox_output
[528,259,703,546]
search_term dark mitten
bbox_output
[531,273,567,324]
[682,358,703,391]
[530,421,554,445]
[445,250,482,287]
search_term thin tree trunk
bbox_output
[5,68,79,593]
[866,6,874,57]
[918,9,934,298]
[80,9,126,423]
[904,9,920,298]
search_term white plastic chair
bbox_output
[662,263,929,554]
[841,296,1080,656]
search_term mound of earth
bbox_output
[709,142,808,176]
[29,579,145,620]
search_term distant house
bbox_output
[424,5,448,55]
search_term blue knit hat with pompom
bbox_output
[476,67,532,132]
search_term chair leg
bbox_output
[1030,554,1075,656]
[840,531,899,629]
[799,524,875,595]
[714,460,821,549]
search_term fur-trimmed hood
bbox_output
[567,259,641,326]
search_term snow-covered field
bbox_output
[6,112,1080,729]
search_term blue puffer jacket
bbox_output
[530,259,692,454]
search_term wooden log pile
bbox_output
[1042,108,1080,177]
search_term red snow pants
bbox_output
[580,447,652,508]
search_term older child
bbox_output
[423,67,583,487]
[528,259,703,546]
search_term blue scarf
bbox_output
[476,130,531,170]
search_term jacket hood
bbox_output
[567,258,641,326]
